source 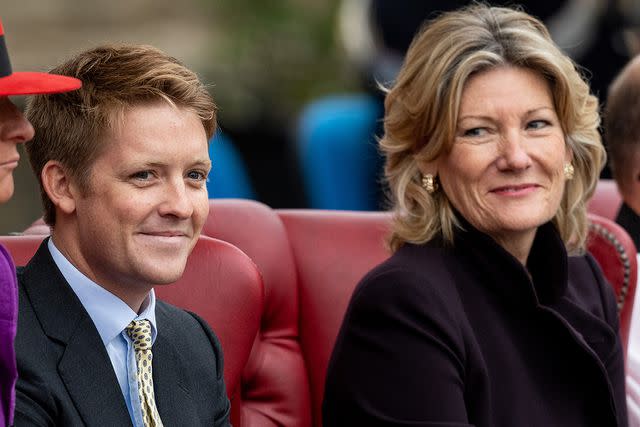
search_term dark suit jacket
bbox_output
[323,222,628,426]
[616,202,640,250]
[14,240,230,426]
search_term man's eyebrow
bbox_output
[190,159,212,168]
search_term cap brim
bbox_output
[0,71,81,96]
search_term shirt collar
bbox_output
[47,238,157,346]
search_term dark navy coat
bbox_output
[324,221,627,426]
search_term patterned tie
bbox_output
[126,319,164,427]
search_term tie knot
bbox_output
[126,319,153,351]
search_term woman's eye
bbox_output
[527,120,550,130]
[463,127,487,137]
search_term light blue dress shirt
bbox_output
[48,239,158,427]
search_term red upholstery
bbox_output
[277,209,638,425]
[0,234,263,427]
[278,209,391,425]
[587,213,637,355]
[155,236,263,425]
[20,200,638,426]
[588,179,623,220]
[0,235,44,266]
[202,200,312,427]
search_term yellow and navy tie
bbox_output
[126,319,164,427]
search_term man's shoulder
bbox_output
[154,299,222,352]
[153,298,226,390]
[155,298,205,327]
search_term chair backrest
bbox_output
[202,199,312,427]
[278,209,391,425]
[587,213,638,354]
[587,179,623,220]
[154,236,263,425]
[0,234,262,427]
[20,203,638,426]
[23,202,313,427]
[278,209,638,425]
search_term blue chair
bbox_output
[297,94,383,210]
[207,132,256,199]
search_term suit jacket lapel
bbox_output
[152,311,200,425]
[21,240,132,426]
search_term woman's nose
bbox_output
[496,130,531,171]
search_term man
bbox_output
[15,44,230,426]
[0,18,80,427]
[607,55,640,249]
[605,54,640,427]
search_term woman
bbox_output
[0,18,80,426]
[323,4,627,426]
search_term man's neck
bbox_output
[49,232,152,313]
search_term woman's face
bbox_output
[436,66,570,255]
[0,97,34,203]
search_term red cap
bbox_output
[0,19,81,96]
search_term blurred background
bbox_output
[2,0,640,234]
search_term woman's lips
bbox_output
[490,183,539,196]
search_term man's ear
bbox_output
[41,160,78,215]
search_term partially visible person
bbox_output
[605,53,640,427]
[16,43,229,426]
[0,18,80,427]
[606,55,640,248]
[323,4,627,426]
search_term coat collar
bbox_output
[443,219,620,425]
[452,219,568,307]
[20,238,133,426]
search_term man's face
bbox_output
[0,97,35,203]
[65,102,210,301]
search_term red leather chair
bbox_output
[278,209,637,426]
[22,203,638,427]
[24,205,312,427]
[278,209,391,425]
[202,200,312,427]
[587,213,637,355]
[0,234,263,427]
[587,179,623,220]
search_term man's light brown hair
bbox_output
[25,43,217,226]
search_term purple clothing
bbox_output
[0,244,17,427]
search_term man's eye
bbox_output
[187,170,206,181]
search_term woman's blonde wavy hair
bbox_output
[381,3,605,253]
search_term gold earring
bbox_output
[421,174,438,194]
[563,163,574,180]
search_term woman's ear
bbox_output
[414,153,438,176]
[564,140,573,164]
[41,160,78,215]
